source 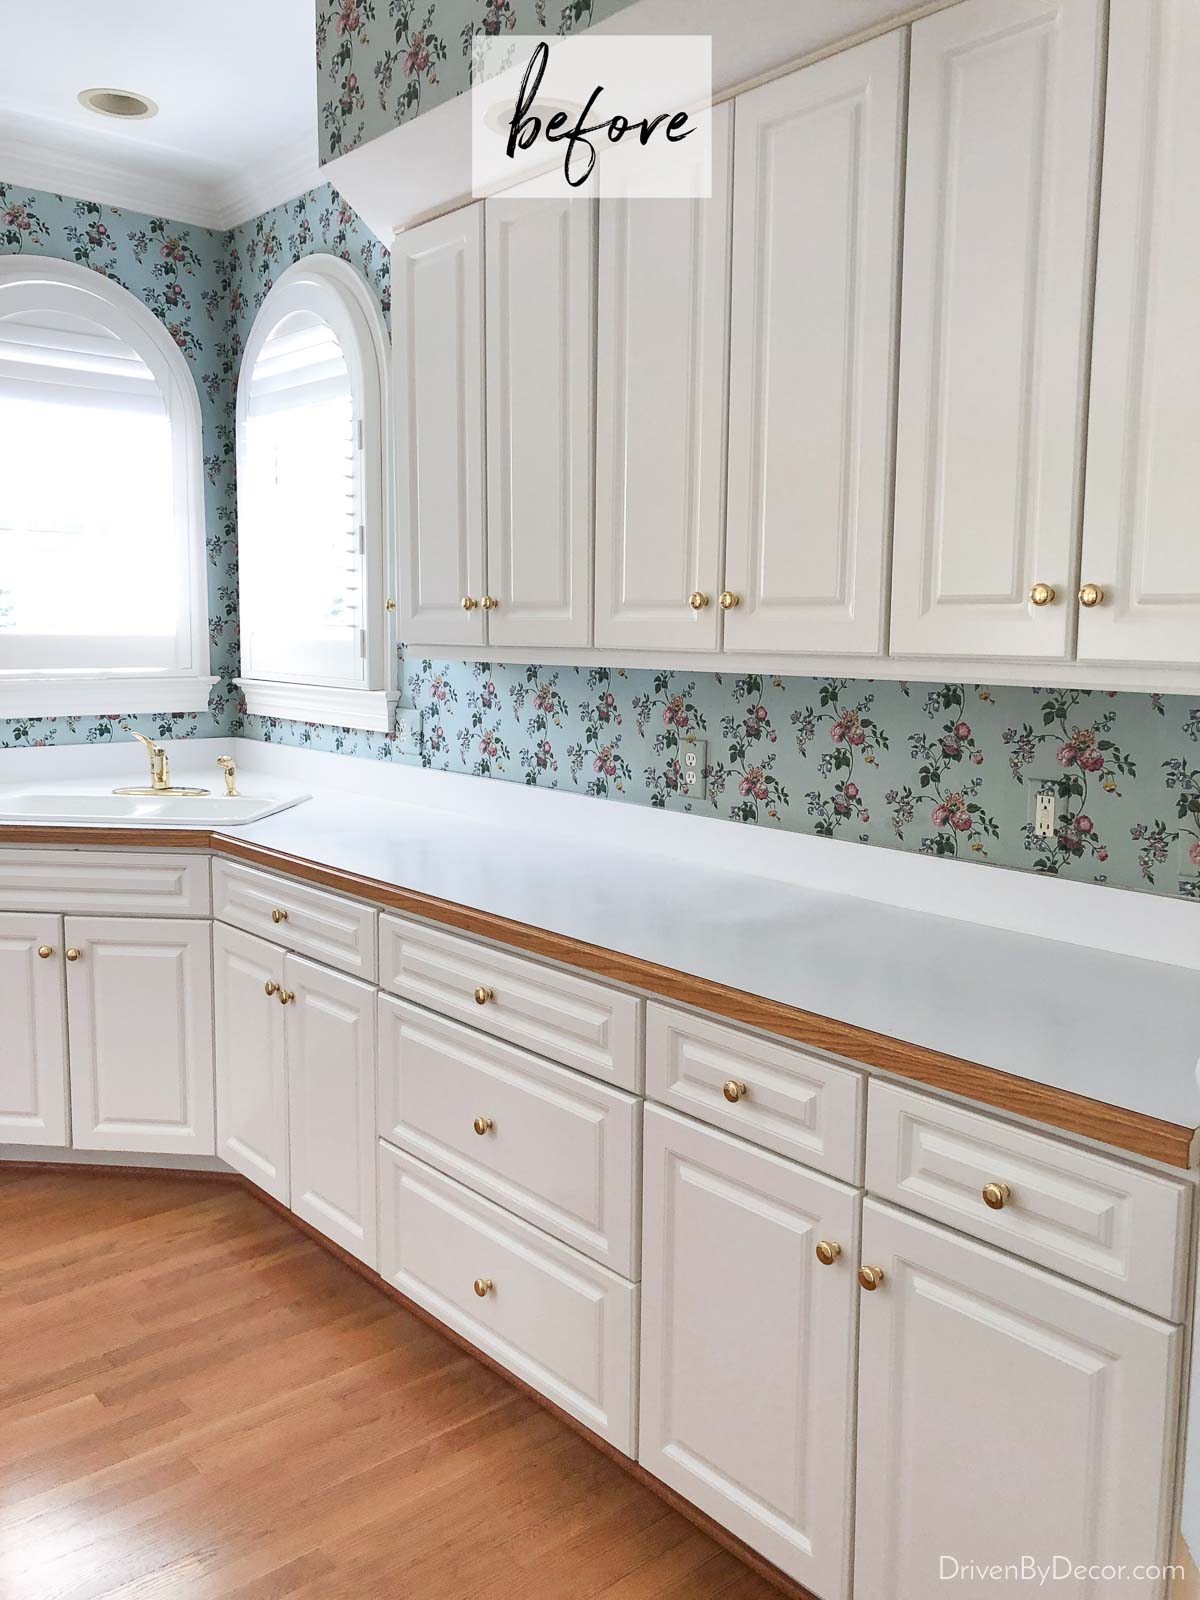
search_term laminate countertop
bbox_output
[211,792,1200,1162]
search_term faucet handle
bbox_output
[217,755,240,798]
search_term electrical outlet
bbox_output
[394,708,423,753]
[1033,784,1057,840]
[677,734,707,803]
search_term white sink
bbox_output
[0,792,308,826]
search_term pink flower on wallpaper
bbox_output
[405,34,431,76]
[1076,815,1094,834]
[663,695,690,730]
[2,204,31,230]
[954,721,971,739]
[335,0,363,37]
[1190,841,1200,868]
[159,237,186,264]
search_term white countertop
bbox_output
[220,788,1200,1135]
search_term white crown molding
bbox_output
[0,110,323,233]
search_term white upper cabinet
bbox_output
[724,32,905,657]
[594,106,733,652]
[1078,0,1200,664]
[485,191,595,648]
[0,913,67,1147]
[393,203,488,648]
[890,0,1106,660]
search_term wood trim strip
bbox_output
[1,823,1194,1168]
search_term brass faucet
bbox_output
[113,727,209,798]
[217,756,240,797]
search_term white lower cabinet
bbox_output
[214,922,289,1202]
[286,954,377,1268]
[0,911,68,1146]
[65,916,214,1155]
[639,1105,860,1597]
[854,1200,1182,1600]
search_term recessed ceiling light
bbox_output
[77,87,158,120]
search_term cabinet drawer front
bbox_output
[867,1082,1191,1319]
[378,997,640,1277]
[213,860,376,980]
[647,1004,864,1182]
[379,1141,638,1455]
[379,913,642,1091]
[0,849,210,916]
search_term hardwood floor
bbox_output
[0,1170,779,1600]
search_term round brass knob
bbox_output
[1079,583,1104,608]
[264,981,279,997]
[271,908,288,925]
[481,595,498,611]
[461,596,478,611]
[815,1241,842,1266]
[473,1116,494,1136]
[982,1182,1012,1211]
[722,1079,748,1104]
[37,945,54,960]
[65,948,81,962]
[473,1277,493,1298]
[385,598,397,611]
[719,591,740,610]
[688,591,710,610]
[1030,583,1056,607]
[858,1265,885,1291]
[278,989,295,1006]
[474,986,494,1006]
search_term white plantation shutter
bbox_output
[239,311,365,684]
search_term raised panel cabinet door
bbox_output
[594,105,732,652]
[485,190,595,648]
[213,922,288,1202]
[854,1201,1182,1600]
[890,0,1106,659]
[1078,0,1200,664]
[723,31,905,657]
[65,917,214,1155]
[0,912,67,1147]
[394,204,487,646]
[639,1106,860,1596]
[285,954,377,1268]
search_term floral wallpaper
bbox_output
[3,176,1199,902]
[316,0,641,162]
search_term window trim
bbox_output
[0,256,213,719]
[234,254,394,733]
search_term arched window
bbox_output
[0,257,211,715]
[236,255,393,731]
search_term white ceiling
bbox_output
[0,0,319,230]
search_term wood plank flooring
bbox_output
[0,1170,779,1600]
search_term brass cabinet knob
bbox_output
[461,596,478,611]
[65,948,81,962]
[473,1277,493,1298]
[688,591,710,610]
[264,981,279,997]
[385,598,397,611]
[481,595,498,611]
[815,1240,842,1266]
[278,989,295,1006]
[722,1079,748,1104]
[474,985,494,1006]
[1078,583,1105,608]
[982,1181,1012,1210]
[1029,583,1056,607]
[719,591,740,610]
[37,945,54,960]
[271,908,288,925]
[858,1265,885,1291]
[472,1116,494,1136]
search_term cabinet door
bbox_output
[723,32,904,657]
[213,923,288,1201]
[285,954,376,1267]
[890,0,1105,659]
[854,1201,1181,1600]
[65,917,214,1154]
[1078,0,1200,664]
[0,913,67,1147]
[639,1106,859,1596]
[485,191,594,648]
[594,106,732,652]
[394,203,487,646]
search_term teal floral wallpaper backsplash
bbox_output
[315,0,641,162]
[2,175,1199,901]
